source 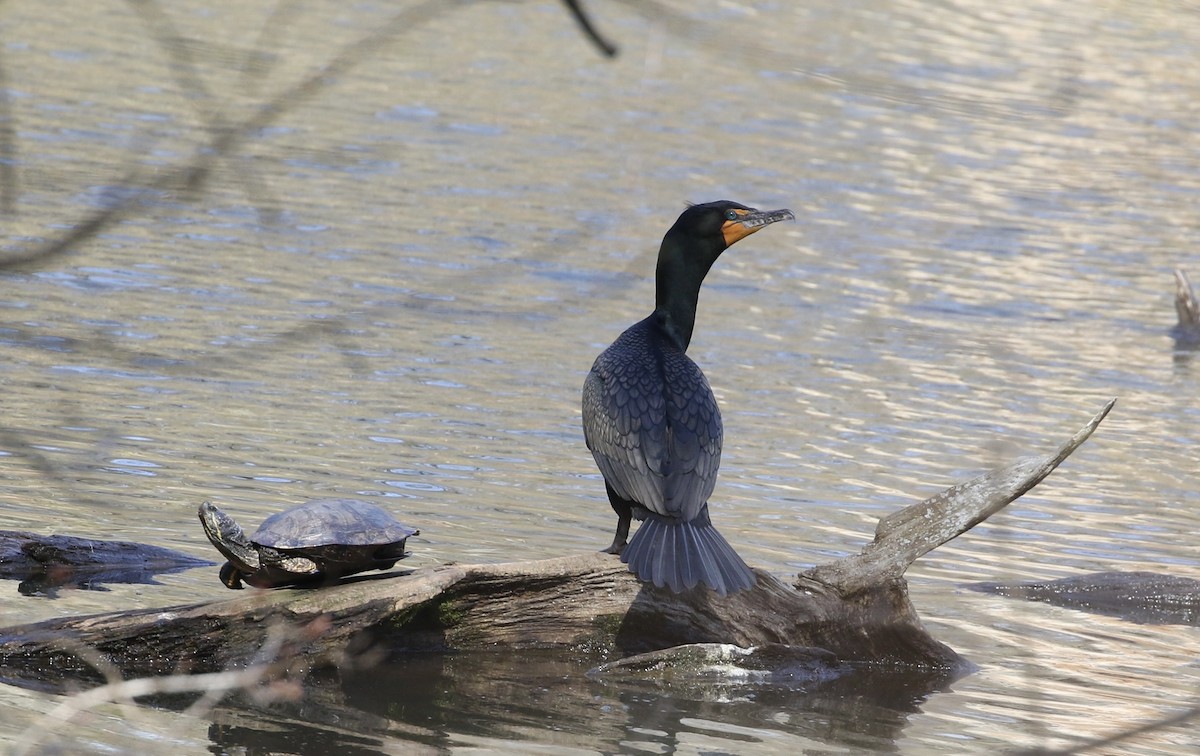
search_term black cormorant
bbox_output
[582,200,794,595]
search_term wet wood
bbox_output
[0,400,1114,689]
[970,571,1200,626]
[0,531,212,597]
[800,399,1112,597]
[1173,267,1200,345]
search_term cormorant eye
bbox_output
[725,209,739,221]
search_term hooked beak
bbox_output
[721,207,795,247]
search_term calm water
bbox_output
[2,0,1199,753]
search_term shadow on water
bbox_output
[189,649,962,754]
[7,563,204,598]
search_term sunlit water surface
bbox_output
[1,1,1199,753]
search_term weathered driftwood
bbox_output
[799,399,1113,597]
[1173,267,1200,346]
[0,531,212,597]
[0,400,1114,690]
[970,571,1200,626]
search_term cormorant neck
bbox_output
[653,234,723,352]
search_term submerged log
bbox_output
[969,571,1200,626]
[0,531,213,597]
[0,400,1114,690]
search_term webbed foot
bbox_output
[601,539,626,556]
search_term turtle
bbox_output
[197,498,419,589]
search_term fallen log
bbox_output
[0,399,1114,691]
[0,531,213,597]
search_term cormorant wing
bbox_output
[582,320,722,522]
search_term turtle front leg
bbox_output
[219,562,245,589]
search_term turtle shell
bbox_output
[248,498,419,587]
[252,498,416,550]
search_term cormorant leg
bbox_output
[602,482,633,555]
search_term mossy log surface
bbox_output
[0,400,1114,690]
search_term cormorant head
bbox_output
[654,200,793,350]
[657,200,793,288]
[665,200,795,257]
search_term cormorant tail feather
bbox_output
[620,509,756,596]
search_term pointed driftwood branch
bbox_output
[1174,268,1200,345]
[0,400,1114,690]
[801,398,1115,596]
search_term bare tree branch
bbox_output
[0,0,469,270]
[561,0,618,57]
[614,0,1071,119]
[11,615,331,756]
[0,35,17,214]
[1016,703,1200,755]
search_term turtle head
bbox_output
[198,501,261,588]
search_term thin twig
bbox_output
[12,616,328,755]
[1017,703,1200,755]
[12,667,272,756]
[0,35,17,213]
[560,0,618,57]
[614,0,1071,120]
[0,0,470,270]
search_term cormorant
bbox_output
[581,200,794,596]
